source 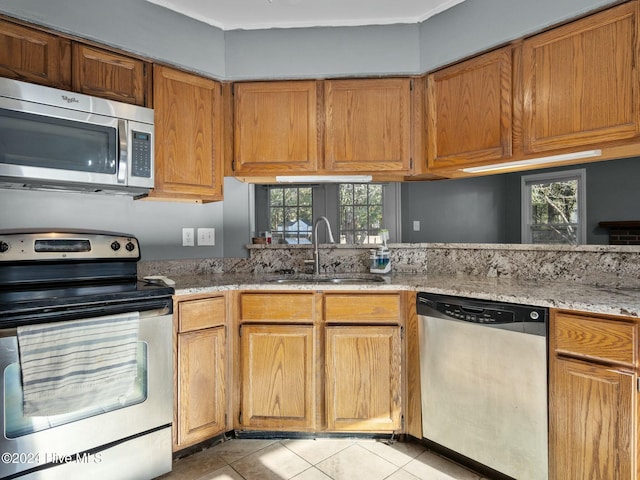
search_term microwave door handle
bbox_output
[117,119,127,184]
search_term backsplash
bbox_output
[140,243,640,288]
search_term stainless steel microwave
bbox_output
[0,77,154,197]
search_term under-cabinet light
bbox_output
[460,149,602,174]
[275,175,373,183]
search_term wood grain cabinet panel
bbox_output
[522,2,640,153]
[177,325,227,447]
[427,46,513,171]
[549,357,634,480]
[325,325,402,432]
[554,311,636,367]
[324,292,402,323]
[72,43,149,106]
[179,296,226,333]
[152,65,224,202]
[0,19,70,88]
[324,78,412,173]
[549,309,639,480]
[240,292,316,322]
[239,324,316,430]
[233,81,319,175]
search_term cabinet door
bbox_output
[72,43,149,106]
[0,19,71,88]
[177,325,227,447]
[233,81,319,175]
[325,325,401,432]
[152,65,223,202]
[523,2,639,153]
[427,46,513,171]
[549,357,635,480]
[324,78,412,173]
[240,324,316,430]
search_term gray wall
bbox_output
[0,0,226,78]
[0,178,252,261]
[0,0,617,79]
[225,24,420,80]
[401,175,509,243]
[402,158,640,245]
[0,0,625,259]
[419,0,617,72]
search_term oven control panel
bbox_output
[0,230,140,261]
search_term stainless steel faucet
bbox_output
[311,216,335,274]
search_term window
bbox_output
[521,169,586,245]
[338,183,383,244]
[267,186,313,244]
[255,183,400,245]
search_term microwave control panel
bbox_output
[131,131,152,178]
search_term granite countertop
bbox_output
[167,272,640,318]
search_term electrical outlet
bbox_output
[413,220,421,231]
[182,228,195,246]
[197,228,215,246]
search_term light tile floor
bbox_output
[157,438,493,480]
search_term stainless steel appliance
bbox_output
[0,231,174,480]
[0,78,154,197]
[417,292,548,480]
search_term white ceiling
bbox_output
[145,0,467,31]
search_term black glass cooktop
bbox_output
[0,279,174,328]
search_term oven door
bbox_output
[0,309,172,479]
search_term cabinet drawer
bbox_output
[554,311,637,366]
[324,293,402,323]
[240,292,315,322]
[178,296,226,332]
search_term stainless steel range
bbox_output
[0,230,174,480]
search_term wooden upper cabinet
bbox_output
[72,43,149,106]
[233,81,320,175]
[152,65,223,202]
[522,2,640,154]
[324,78,412,173]
[0,19,71,89]
[427,46,513,171]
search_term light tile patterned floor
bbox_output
[157,438,492,480]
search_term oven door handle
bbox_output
[0,298,173,330]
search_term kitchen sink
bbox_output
[265,273,387,284]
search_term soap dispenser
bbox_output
[370,229,391,274]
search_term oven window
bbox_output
[4,342,147,438]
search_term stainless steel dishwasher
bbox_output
[417,292,548,480]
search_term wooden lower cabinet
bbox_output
[550,357,635,479]
[175,295,228,450]
[235,290,405,434]
[177,325,227,446]
[549,309,639,480]
[325,325,402,431]
[239,324,316,430]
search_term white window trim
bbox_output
[521,168,586,244]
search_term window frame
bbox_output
[254,183,401,245]
[521,168,586,245]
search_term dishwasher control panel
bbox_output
[441,303,514,324]
[417,292,548,335]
